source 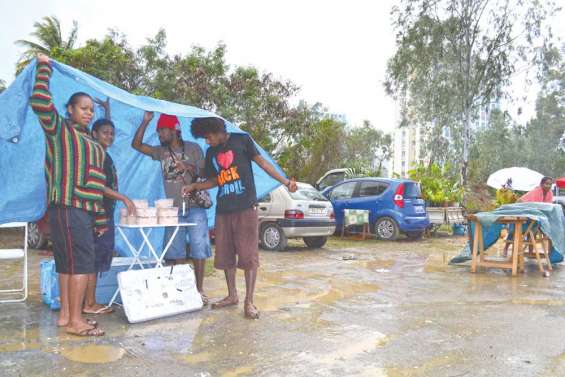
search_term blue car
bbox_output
[322,178,430,240]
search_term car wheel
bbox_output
[303,236,327,249]
[406,231,424,240]
[260,223,288,251]
[28,222,48,249]
[374,217,399,241]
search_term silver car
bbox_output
[257,183,336,251]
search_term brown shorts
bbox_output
[214,207,259,270]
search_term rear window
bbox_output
[289,187,328,201]
[404,182,422,198]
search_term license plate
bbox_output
[309,208,325,215]
[414,206,425,214]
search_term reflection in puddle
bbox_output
[61,344,125,363]
[180,351,212,364]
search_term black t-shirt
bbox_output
[204,133,259,213]
[103,152,118,220]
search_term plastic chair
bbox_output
[0,222,28,302]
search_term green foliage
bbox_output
[16,16,78,74]
[385,0,559,185]
[408,163,462,206]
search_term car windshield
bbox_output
[289,186,328,201]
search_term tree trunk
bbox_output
[461,105,471,188]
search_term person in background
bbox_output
[30,53,106,336]
[519,177,554,203]
[184,117,297,319]
[83,98,135,314]
[131,111,211,305]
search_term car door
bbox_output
[257,192,274,221]
[329,181,359,226]
[350,180,390,224]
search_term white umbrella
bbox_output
[487,167,544,192]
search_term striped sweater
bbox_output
[30,61,107,230]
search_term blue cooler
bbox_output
[452,224,467,236]
[40,259,60,310]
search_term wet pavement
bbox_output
[2,232,565,376]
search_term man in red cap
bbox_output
[132,112,212,305]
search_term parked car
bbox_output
[315,168,348,191]
[257,183,336,251]
[322,178,430,240]
[28,215,50,249]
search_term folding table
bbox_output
[106,222,195,308]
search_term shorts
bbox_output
[48,206,96,275]
[214,206,259,270]
[94,218,115,273]
[163,207,212,260]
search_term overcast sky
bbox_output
[0,0,563,133]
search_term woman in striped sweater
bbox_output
[30,53,106,337]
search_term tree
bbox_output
[343,121,392,174]
[385,0,559,186]
[16,16,78,73]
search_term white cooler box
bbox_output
[117,264,203,323]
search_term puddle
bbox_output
[0,342,42,352]
[358,259,395,271]
[60,344,125,363]
[179,351,212,364]
[220,366,255,377]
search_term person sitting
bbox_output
[519,176,554,203]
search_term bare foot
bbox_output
[58,317,98,327]
[211,296,239,309]
[199,292,209,306]
[244,302,260,319]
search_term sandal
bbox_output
[58,318,98,328]
[211,296,239,309]
[67,326,105,337]
[83,306,114,315]
[244,302,260,320]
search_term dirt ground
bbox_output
[1,229,565,377]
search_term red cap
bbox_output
[157,114,180,130]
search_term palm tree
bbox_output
[15,16,78,73]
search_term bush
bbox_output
[408,163,463,207]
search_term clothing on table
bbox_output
[204,133,259,214]
[150,141,204,208]
[30,61,107,232]
[162,207,212,261]
[519,186,554,203]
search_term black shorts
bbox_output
[48,206,96,274]
[94,218,114,273]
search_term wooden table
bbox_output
[467,215,530,276]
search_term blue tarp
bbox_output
[0,59,284,257]
[450,203,565,264]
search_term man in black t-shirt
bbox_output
[184,117,297,319]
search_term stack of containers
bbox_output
[156,199,179,225]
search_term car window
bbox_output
[330,182,357,201]
[258,193,271,203]
[358,181,388,197]
[319,172,345,190]
[289,187,328,201]
[404,182,422,198]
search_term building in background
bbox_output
[390,99,500,178]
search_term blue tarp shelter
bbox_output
[0,59,283,257]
